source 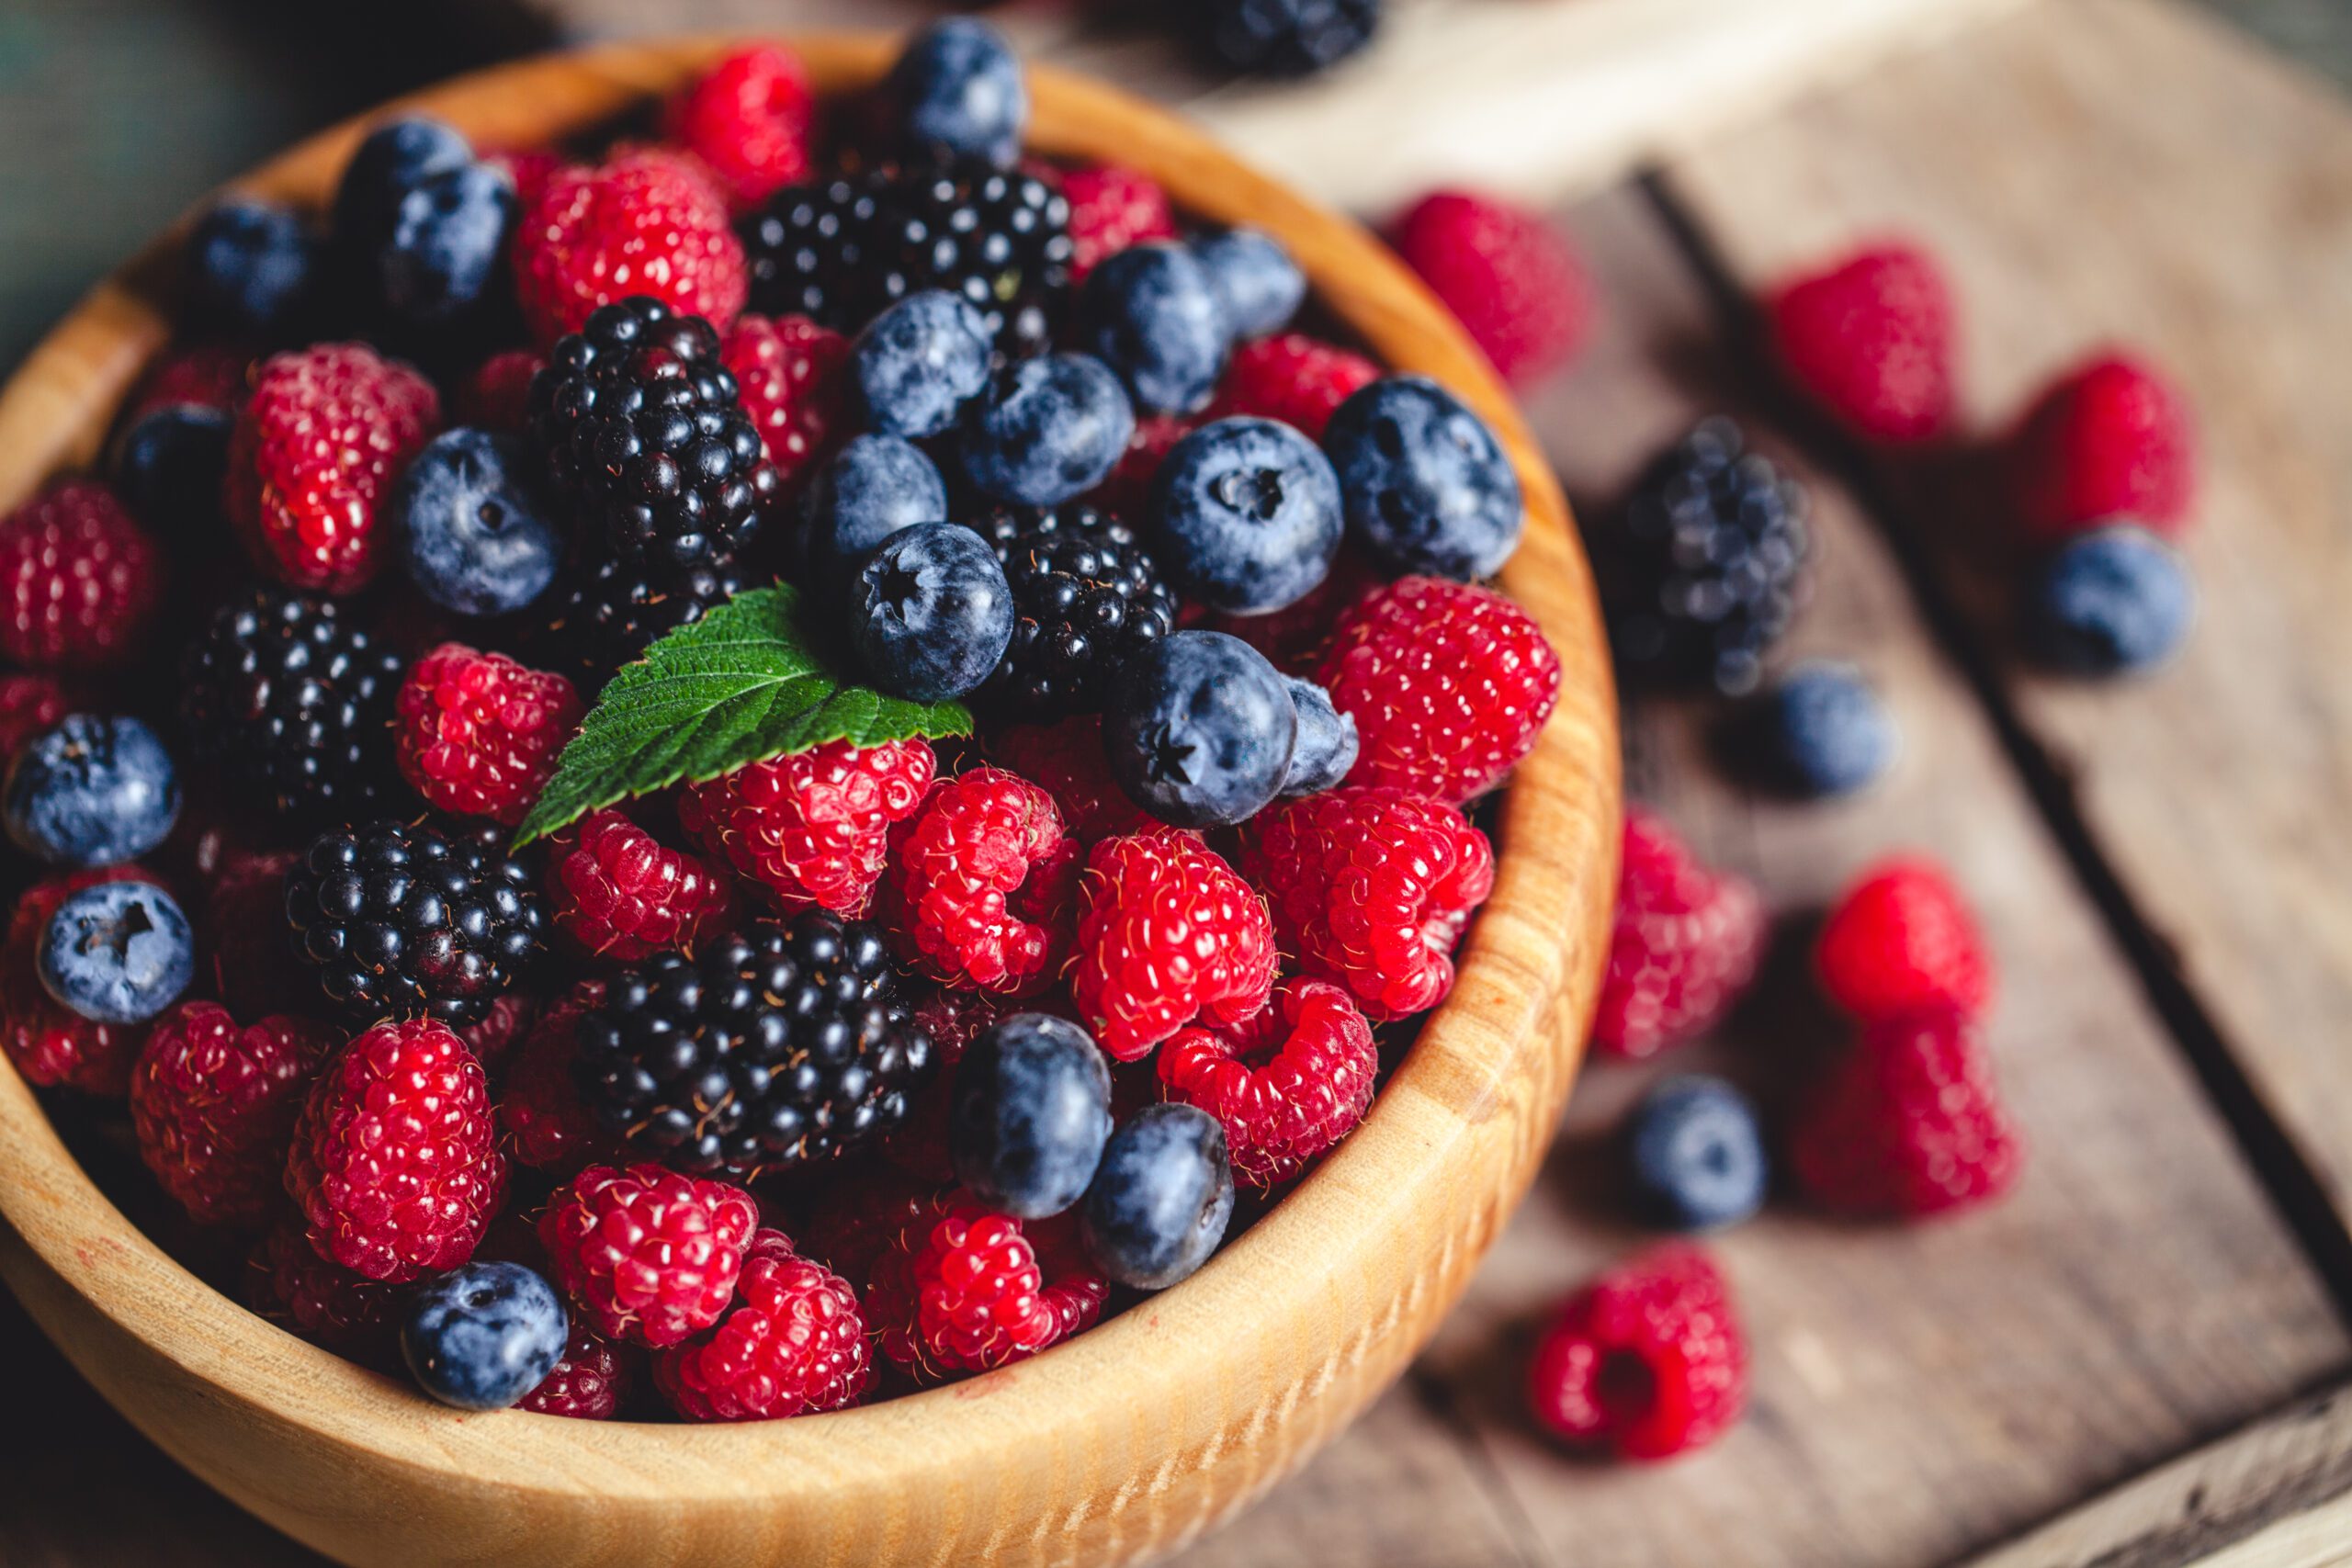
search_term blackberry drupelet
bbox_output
[284,818,546,1026]
[868,162,1074,360]
[179,588,404,823]
[526,296,779,579]
[738,175,881,330]
[573,910,935,1178]
[1194,0,1383,78]
[535,553,746,691]
[1599,417,1811,696]
[976,503,1179,717]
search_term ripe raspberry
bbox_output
[678,738,936,916]
[130,1002,338,1229]
[0,672,70,762]
[2009,352,2197,538]
[1815,857,1993,1024]
[1060,164,1178,282]
[1389,190,1592,385]
[514,147,748,345]
[1791,1010,2021,1217]
[656,1230,871,1421]
[1765,243,1955,445]
[286,1018,506,1283]
[1071,828,1277,1061]
[870,1201,1107,1378]
[249,1215,401,1362]
[721,311,849,493]
[1318,576,1561,804]
[453,348,545,433]
[538,1162,759,1348]
[547,809,734,961]
[1203,548,1374,675]
[1593,808,1768,1060]
[393,642,583,826]
[1242,787,1493,1021]
[0,480,162,671]
[1204,333,1379,440]
[883,769,1081,996]
[484,148,563,213]
[2,866,150,1094]
[457,989,539,1077]
[224,343,440,594]
[986,716,1151,841]
[130,343,251,417]
[1527,1245,1747,1460]
[1084,412,1195,522]
[500,983,622,1175]
[200,852,313,1021]
[667,44,815,213]
[1159,978,1375,1187]
[519,1320,638,1419]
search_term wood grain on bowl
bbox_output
[0,35,1618,1568]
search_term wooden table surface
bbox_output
[6,2,2352,1564]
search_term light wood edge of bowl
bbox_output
[0,34,1621,1568]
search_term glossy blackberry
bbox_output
[284,818,547,1026]
[875,163,1074,360]
[535,553,745,691]
[1194,0,1383,77]
[976,503,1179,716]
[1598,417,1811,696]
[526,296,779,578]
[179,588,404,823]
[573,910,935,1178]
[739,175,883,330]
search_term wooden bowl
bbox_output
[0,34,1618,1568]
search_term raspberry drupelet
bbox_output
[654,1231,872,1421]
[537,1162,760,1348]
[1592,808,1768,1060]
[1527,1245,1748,1461]
[512,148,748,345]
[130,1002,339,1229]
[881,767,1081,996]
[678,737,935,916]
[1791,1010,2021,1218]
[0,480,163,671]
[546,809,736,961]
[1158,978,1377,1187]
[393,643,584,826]
[1069,827,1277,1062]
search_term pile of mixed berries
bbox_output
[0,20,1566,1422]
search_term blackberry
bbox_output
[738,175,882,330]
[526,296,779,579]
[573,910,935,1178]
[283,818,546,1026]
[535,553,745,692]
[1194,0,1383,77]
[1598,417,1811,696]
[976,503,1179,716]
[179,588,404,823]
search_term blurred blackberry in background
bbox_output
[739,175,881,330]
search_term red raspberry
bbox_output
[2008,352,2197,538]
[453,348,545,433]
[499,983,622,1175]
[1389,190,1592,385]
[130,343,251,417]
[1319,575,1560,804]
[883,768,1081,995]
[1592,808,1768,1060]
[1791,1010,2022,1217]
[2,866,151,1094]
[130,1002,338,1228]
[1814,857,1993,1024]
[1071,828,1277,1061]
[1084,412,1195,522]
[666,44,815,213]
[722,312,849,494]
[200,852,313,1021]
[394,642,583,825]
[656,1230,871,1421]
[286,1018,506,1282]
[485,147,563,213]
[870,1201,1107,1378]
[456,989,538,1077]
[224,343,440,594]
[249,1215,401,1363]
[1241,787,1493,1021]
[1205,333,1379,440]
[538,1163,760,1348]
[1527,1245,1747,1460]
[1158,978,1375,1187]
[519,1320,638,1419]
[1204,548,1374,675]
[1765,242,1955,445]
[0,672,69,762]
[985,716,1151,841]
[678,738,936,916]
[1060,164,1178,282]
[514,147,748,345]
[0,480,162,671]
[547,808,734,961]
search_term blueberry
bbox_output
[802,434,949,585]
[111,403,231,533]
[1075,243,1229,416]
[1278,677,1357,797]
[952,1013,1114,1219]
[2027,525,2194,675]
[1103,629,1297,827]
[5,716,181,867]
[372,161,517,328]
[959,354,1136,507]
[37,880,194,1025]
[392,428,563,617]
[1148,417,1342,614]
[888,17,1029,168]
[850,290,995,439]
[1081,1103,1236,1290]
[333,117,474,245]
[1188,228,1305,340]
[1325,375,1523,581]
[401,1261,568,1411]
[185,198,317,336]
[1623,1075,1768,1232]
[852,522,1015,701]
[1749,662,1896,798]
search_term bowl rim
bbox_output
[0,28,1618,1553]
